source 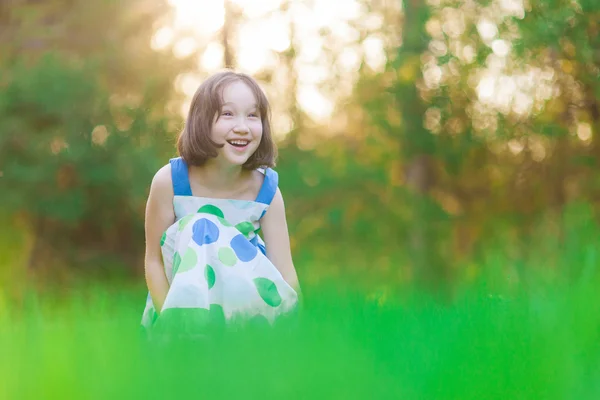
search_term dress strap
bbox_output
[255,168,278,205]
[169,157,193,196]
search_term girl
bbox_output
[141,71,300,334]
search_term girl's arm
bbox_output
[144,165,175,314]
[261,188,301,294]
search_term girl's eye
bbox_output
[249,113,259,118]
[222,111,233,116]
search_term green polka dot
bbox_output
[217,217,233,227]
[253,277,282,307]
[198,204,224,219]
[218,247,237,266]
[172,252,181,276]
[160,232,167,246]
[205,265,216,289]
[235,221,255,237]
[178,248,198,273]
[178,215,194,231]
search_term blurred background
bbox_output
[1,0,599,299]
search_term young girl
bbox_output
[141,71,300,334]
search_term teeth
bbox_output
[229,140,248,145]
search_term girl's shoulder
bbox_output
[148,162,174,196]
[151,157,192,196]
[249,168,268,192]
[154,162,173,183]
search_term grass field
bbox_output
[1,263,599,400]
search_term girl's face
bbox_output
[211,80,263,167]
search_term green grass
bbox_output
[1,271,599,400]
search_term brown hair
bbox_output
[177,70,276,170]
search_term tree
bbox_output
[0,0,193,279]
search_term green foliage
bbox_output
[0,0,189,269]
[0,53,174,260]
[325,0,600,287]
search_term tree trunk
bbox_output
[222,0,235,68]
[280,0,301,144]
[399,0,441,288]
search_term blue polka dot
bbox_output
[230,234,257,262]
[192,218,219,246]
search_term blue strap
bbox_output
[250,236,267,256]
[169,157,193,196]
[255,168,278,205]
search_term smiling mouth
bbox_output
[227,139,250,148]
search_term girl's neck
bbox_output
[189,160,248,191]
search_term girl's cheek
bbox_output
[251,122,263,133]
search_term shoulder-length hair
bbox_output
[177,70,277,170]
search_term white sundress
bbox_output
[141,157,298,334]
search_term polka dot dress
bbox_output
[141,157,298,333]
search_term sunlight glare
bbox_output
[461,44,476,64]
[168,0,224,35]
[424,65,443,89]
[237,24,269,74]
[492,40,510,57]
[500,0,525,18]
[200,43,224,71]
[529,138,546,161]
[496,75,517,111]
[298,65,330,84]
[512,91,533,115]
[298,85,333,122]
[442,8,466,39]
[364,14,383,31]
[298,35,324,63]
[289,1,313,31]
[577,122,593,142]
[173,37,199,58]
[232,0,283,19]
[176,73,203,97]
[429,40,448,57]
[477,75,496,101]
[508,139,524,155]
[477,18,498,41]
[151,26,174,50]
[313,0,361,27]
[339,48,360,72]
[267,17,291,52]
[180,100,191,118]
[272,113,293,138]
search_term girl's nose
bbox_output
[234,121,250,133]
